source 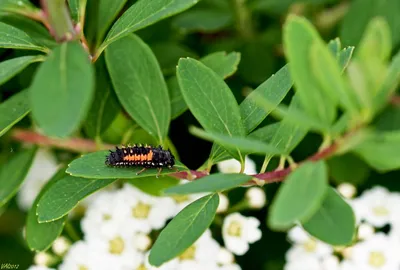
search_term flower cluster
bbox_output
[284,186,400,270]
[26,156,265,270]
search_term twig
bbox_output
[11,129,113,152]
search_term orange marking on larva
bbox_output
[148,151,153,161]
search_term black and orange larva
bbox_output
[105,144,175,177]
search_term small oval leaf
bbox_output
[66,151,187,179]
[0,55,44,86]
[268,161,328,230]
[106,34,170,144]
[26,168,67,251]
[302,188,356,245]
[0,90,30,137]
[30,41,94,138]
[37,175,115,222]
[149,193,219,266]
[177,58,245,161]
[0,22,48,52]
[0,148,36,207]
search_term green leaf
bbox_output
[253,96,307,160]
[302,188,356,245]
[0,90,30,137]
[172,9,233,33]
[30,41,94,138]
[106,34,170,144]
[66,151,187,179]
[248,122,281,142]
[0,55,44,86]
[169,51,241,120]
[200,51,241,79]
[128,176,179,196]
[37,176,115,222]
[99,0,201,54]
[190,126,284,156]
[96,0,128,44]
[253,93,330,133]
[164,173,251,195]
[339,46,354,71]
[26,168,67,251]
[268,161,328,230]
[310,40,360,115]
[0,14,57,48]
[284,15,336,124]
[0,148,36,207]
[0,22,48,52]
[240,64,292,133]
[168,76,188,120]
[356,17,392,63]
[375,51,400,112]
[84,56,120,138]
[328,38,341,57]
[177,58,245,161]
[340,0,400,48]
[353,130,400,172]
[149,193,219,266]
[152,42,197,76]
[327,153,370,185]
[0,0,39,16]
[68,0,87,23]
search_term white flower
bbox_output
[337,183,356,199]
[321,255,340,270]
[350,233,400,270]
[27,267,55,270]
[81,191,127,240]
[245,187,266,208]
[357,223,375,240]
[340,260,357,270]
[217,248,241,270]
[133,232,152,251]
[222,213,262,255]
[33,252,53,266]
[351,186,399,227]
[286,226,333,260]
[217,193,229,213]
[51,236,71,256]
[17,149,58,210]
[217,156,257,175]
[59,241,111,270]
[119,184,176,233]
[284,256,321,270]
[87,229,144,269]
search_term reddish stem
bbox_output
[11,129,112,153]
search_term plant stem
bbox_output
[260,156,271,173]
[232,0,255,40]
[11,128,113,153]
[40,0,76,42]
[226,199,249,214]
[64,222,80,242]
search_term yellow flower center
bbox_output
[103,213,112,221]
[109,236,125,255]
[227,221,242,237]
[132,202,151,219]
[372,206,389,216]
[137,264,147,270]
[78,265,88,270]
[368,251,386,267]
[179,245,196,261]
[303,239,317,252]
[172,195,190,203]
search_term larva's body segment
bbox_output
[105,145,175,169]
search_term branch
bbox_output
[11,129,112,152]
[40,0,76,42]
